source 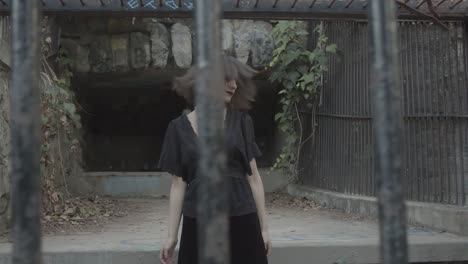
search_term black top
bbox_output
[158,109,262,217]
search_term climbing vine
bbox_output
[40,47,82,217]
[269,21,336,178]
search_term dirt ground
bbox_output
[1,192,380,242]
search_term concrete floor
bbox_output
[1,197,467,264]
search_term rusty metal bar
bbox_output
[369,0,408,263]
[10,0,42,263]
[194,0,229,263]
[416,0,425,9]
[345,0,355,8]
[291,0,299,9]
[328,0,337,8]
[309,0,318,8]
[273,0,280,8]
[449,0,463,9]
[435,0,447,8]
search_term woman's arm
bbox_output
[160,176,186,264]
[167,176,186,241]
[247,159,272,255]
[247,159,268,230]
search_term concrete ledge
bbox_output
[288,184,468,236]
[79,169,289,198]
[82,172,172,198]
[1,238,467,264]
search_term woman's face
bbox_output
[224,79,237,104]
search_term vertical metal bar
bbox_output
[442,26,451,203]
[419,23,429,202]
[426,23,436,203]
[194,0,229,263]
[11,0,42,264]
[369,1,408,263]
[424,25,435,202]
[464,20,468,206]
[448,24,458,204]
[344,21,349,194]
[351,21,357,195]
[313,113,319,186]
[353,22,359,195]
[329,23,336,191]
[399,22,407,200]
[456,23,465,205]
[404,22,412,201]
[421,24,430,202]
[446,27,455,204]
[358,22,364,196]
[365,22,372,196]
[414,22,423,202]
[435,25,444,203]
[327,115,331,190]
[455,23,466,206]
[408,23,416,201]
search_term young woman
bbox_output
[158,55,271,264]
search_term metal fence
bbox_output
[299,20,468,206]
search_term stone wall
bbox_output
[59,17,275,74]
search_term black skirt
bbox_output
[178,213,268,264]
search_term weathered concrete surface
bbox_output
[79,168,289,197]
[81,172,172,198]
[1,198,467,264]
[288,184,468,236]
[0,66,10,234]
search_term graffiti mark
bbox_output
[144,0,157,9]
[165,0,179,10]
[127,0,139,8]
[183,1,194,9]
[238,0,251,8]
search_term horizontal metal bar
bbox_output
[403,114,468,119]
[314,113,468,119]
[315,113,373,119]
[0,1,466,19]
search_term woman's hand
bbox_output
[160,238,178,264]
[262,229,272,256]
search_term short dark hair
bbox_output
[172,55,258,110]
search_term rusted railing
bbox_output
[300,20,468,206]
[8,0,432,263]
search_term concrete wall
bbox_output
[288,184,468,236]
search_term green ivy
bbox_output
[269,21,336,178]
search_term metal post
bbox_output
[369,1,408,264]
[194,0,229,263]
[11,0,42,264]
